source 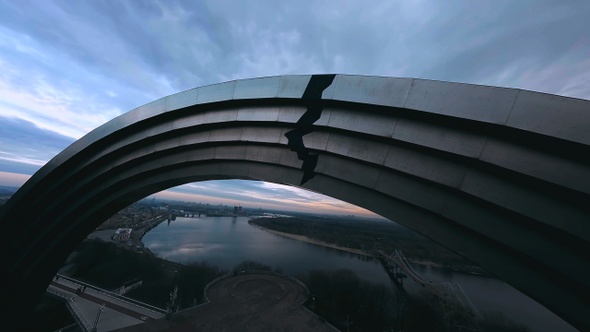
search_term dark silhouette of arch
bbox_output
[0,75,589,330]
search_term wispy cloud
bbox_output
[0,116,73,172]
[163,180,375,216]
[0,171,31,187]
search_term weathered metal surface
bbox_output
[507,90,590,144]
[404,79,519,124]
[479,137,590,194]
[197,80,236,104]
[392,117,487,158]
[331,75,412,108]
[326,107,397,137]
[233,76,281,100]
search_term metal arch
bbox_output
[1,74,589,330]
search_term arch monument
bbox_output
[0,75,588,330]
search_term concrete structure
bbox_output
[47,275,164,331]
[0,75,588,330]
[118,272,337,331]
[113,228,132,242]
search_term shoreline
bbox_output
[249,221,489,276]
[250,222,375,257]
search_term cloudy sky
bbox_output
[0,0,588,216]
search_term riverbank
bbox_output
[135,216,167,244]
[249,219,489,276]
[250,222,375,257]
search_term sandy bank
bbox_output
[250,223,374,257]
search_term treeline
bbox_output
[300,269,401,331]
[70,239,225,309]
[297,268,456,331]
[250,216,484,272]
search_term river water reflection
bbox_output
[143,216,576,332]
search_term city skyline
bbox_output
[1,1,589,216]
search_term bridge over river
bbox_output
[380,250,482,331]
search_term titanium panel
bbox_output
[196,81,236,104]
[245,163,303,186]
[459,168,590,241]
[132,97,168,121]
[438,195,547,252]
[438,194,588,284]
[277,75,312,98]
[325,133,388,165]
[208,127,243,142]
[315,154,380,189]
[166,88,199,111]
[172,112,205,130]
[81,115,129,143]
[236,106,280,121]
[241,127,283,143]
[154,137,181,153]
[277,105,331,126]
[136,151,191,173]
[301,131,330,151]
[277,105,306,123]
[203,108,239,124]
[214,145,246,160]
[479,137,590,194]
[233,76,280,100]
[374,170,447,213]
[279,148,303,168]
[185,147,216,162]
[320,77,337,100]
[142,121,175,138]
[244,145,283,164]
[404,79,518,124]
[179,131,210,146]
[331,75,412,108]
[392,118,487,158]
[278,128,291,146]
[383,145,468,188]
[326,107,397,137]
[507,90,590,145]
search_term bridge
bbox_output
[380,250,482,331]
[0,74,589,330]
[47,275,165,331]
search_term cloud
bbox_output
[163,180,376,216]
[0,171,31,187]
[0,116,74,173]
[0,27,134,139]
[2,1,589,102]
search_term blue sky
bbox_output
[0,1,589,215]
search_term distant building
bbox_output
[112,228,132,242]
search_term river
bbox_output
[142,216,576,332]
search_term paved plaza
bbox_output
[117,273,339,332]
